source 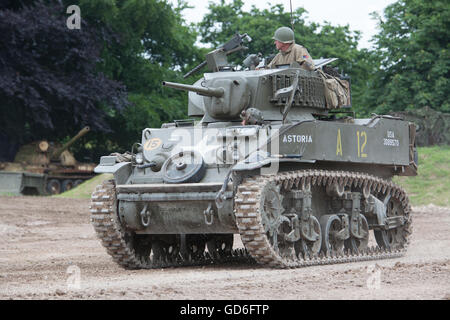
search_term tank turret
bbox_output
[164,78,251,120]
[165,40,350,123]
[51,126,90,161]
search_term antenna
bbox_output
[290,0,295,33]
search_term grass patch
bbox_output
[53,173,113,199]
[0,192,17,197]
[394,146,450,207]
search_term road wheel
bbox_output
[320,214,344,255]
[62,179,74,192]
[344,214,369,253]
[374,198,409,250]
[46,179,61,195]
[185,234,207,260]
[294,215,322,257]
[206,234,233,258]
[73,179,84,187]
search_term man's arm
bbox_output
[267,53,280,69]
[295,46,315,71]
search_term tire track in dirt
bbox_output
[0,196,449,300]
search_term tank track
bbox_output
[235,170,412,268]
[90,180,252,269]
[90,169,411,269]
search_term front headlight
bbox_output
[135,153,144,164]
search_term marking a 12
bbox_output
[356,131,368,158]
[144,138,162,151]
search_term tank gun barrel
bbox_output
[51,126,90,159]
[162,81,224,98]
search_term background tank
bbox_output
[91,33,418,269]
[0,126,95,195]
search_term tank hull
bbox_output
[0,164,95,195]
[0,171,46,195]
[116,182,237,234]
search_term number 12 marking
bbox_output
[357,131,368,158]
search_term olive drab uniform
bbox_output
[268,43,315,71]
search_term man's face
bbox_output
[274,40,290,51]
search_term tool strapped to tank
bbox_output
[183,32,252,78]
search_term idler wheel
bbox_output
[162,150,205,184]
[124,232,153,264]
[259,183,295,258]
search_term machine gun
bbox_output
[183,33,252,78]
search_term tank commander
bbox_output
[267,27,315,71]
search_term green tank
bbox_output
[0,126,95,195]
[91,33,418,269]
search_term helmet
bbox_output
[272,27,295,43]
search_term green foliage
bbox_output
[394,146,450,206]
[366,0,450,114]
[198,1,307,56]
[0,1,127,161]
[74,0,202,86]
[64,0,203,159]
[107,91,188,149]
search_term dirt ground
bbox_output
[0,196,449,300]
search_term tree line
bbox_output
[0,0,448,161]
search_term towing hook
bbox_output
[140,204,151,227]
[204,203,214,225]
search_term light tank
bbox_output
[91,33,418,269]
[0,126,95,195]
